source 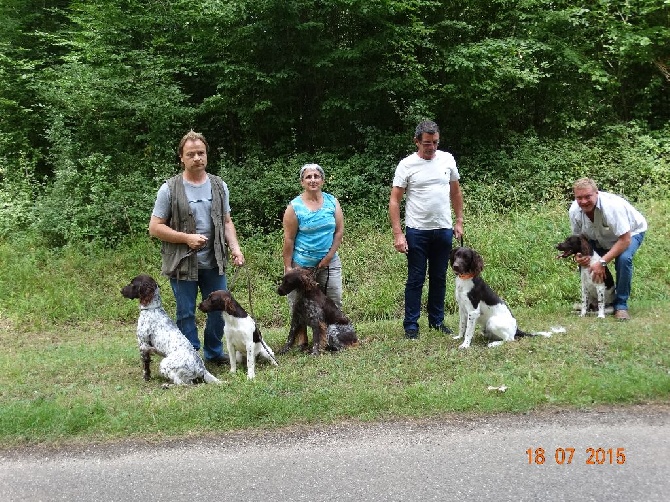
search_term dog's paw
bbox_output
[458,343,470,350]
[487,341,504,348]
[452,334,464,340]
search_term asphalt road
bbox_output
[1,404,668,502]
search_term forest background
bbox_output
[1,0,669,248]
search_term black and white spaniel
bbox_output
[450,247,563,349]
[121,274,220,386]
[555,234,615,318]
[276,268,358,355]
[198,290,277,380]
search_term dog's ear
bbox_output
[449,247,457,265]
[579,234,592,256]
[473,250,484,275]
[138,280,156,306]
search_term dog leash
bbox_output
[316,266,329,296]
[226,263,245,292]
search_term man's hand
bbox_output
[576,253,606,284]
[230,249,245,266]
[393,233,408,254]
[574,252,590,267]
[186,234,208,250]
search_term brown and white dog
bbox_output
[555,234,615,318]
[450,247,563,348]
[198,290,277,379]
[276,268,358,355]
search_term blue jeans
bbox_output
[404,227,454,331]
[170,267,227,361]
[594,232,645,311]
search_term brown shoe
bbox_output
[614,310,630,321]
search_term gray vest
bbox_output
[161,173,228,280]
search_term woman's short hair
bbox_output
[299,163,325,180]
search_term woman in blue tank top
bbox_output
[282,163,344,308]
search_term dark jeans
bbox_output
[170,267,227,361]
[404,227,454,331]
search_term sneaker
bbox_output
[404,329,419,340]
[429,324,453,335]
[207,354,230,366]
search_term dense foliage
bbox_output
[0,0,668,245]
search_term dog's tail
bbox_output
[203,370,221,384]
[515,326,566,339]
[260,337,279,366]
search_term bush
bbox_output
[0,147,39,239]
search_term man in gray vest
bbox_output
[149,130,245,365]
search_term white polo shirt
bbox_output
[569,191,647,249]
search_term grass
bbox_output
[0,200,669,448]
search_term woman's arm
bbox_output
[282,204,298,272]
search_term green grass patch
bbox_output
[1,306,668,448]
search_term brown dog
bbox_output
[277,268,358,355]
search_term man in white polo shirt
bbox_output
[389,120,464,338]
[569,177,647,321]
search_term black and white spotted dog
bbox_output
[276,268,358,355]
[198,290,277,380]
[450,247,564,349]
[121,274,220,386]
[555,234,615,318]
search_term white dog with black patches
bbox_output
[198,290,277,379]
[450,247,564,349]
[555,234,615,319]
[121,274,220,386]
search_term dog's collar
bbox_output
[140,305,162,311]
[457,273,476,280]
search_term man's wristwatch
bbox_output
[599,259,607,267]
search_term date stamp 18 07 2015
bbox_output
[526,447,626,465]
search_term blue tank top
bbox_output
[291,192,338,267]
